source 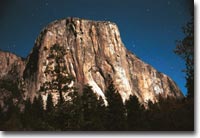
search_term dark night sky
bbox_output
[0,0,192,95]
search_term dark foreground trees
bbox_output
[175,12,194,99]
[125,95,145,130]
[105,82,126,130]
[173,10,194,131]
[0,82,194,131]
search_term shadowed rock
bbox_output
[0,17,184,105]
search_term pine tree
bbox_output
[125,95,143,130]
[49,89,80,130]
[175,13,194,98]
[81,85,99,130]
[46,93,54,113]
[31,95,45,130]
[32,95,44,116]
[65,89,82,130]
[44,93,56,130]
[40,44,74,103]
[105,81,126,130]
[53,102,70,130]
[21,98,32,130]
[95,96,106,130]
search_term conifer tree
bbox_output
[105,81,126,130]
[61,89,82,130]
[46,93,54,113]
[32,95,44,117]
[40,44,74,103]
[95,96,106,130]
[81,85,99,130]
[175,14,194,98]
[125,95,142,130]
[44,93,55,130]
[31,95,45,130]
[22,98,32,130]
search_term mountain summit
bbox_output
[0,17,183,105]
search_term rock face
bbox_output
[22,17,183,104]
[0,51,25,107]
[0,18,183,106]
[0,51,25,80]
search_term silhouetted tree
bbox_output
[175,13,194,98]
[21,98,32,130]
[29,95,45,130]
[53,102,71,130]
[95,96,106,130]
[40,44,74,103]
[44,93,55,130]
[46,93,54,112]
[32,95,44,117]
[125,95,144,130]
[81,85,99,130]
[105,81,126,130]
[65,89,82,130]
[51,89,81,130]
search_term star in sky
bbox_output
[146,8,150,13]
[0,0,192,96]
[167,1,171,5]
[45,0,49,6]
[170,66,174,70]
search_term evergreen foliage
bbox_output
[81,85,105,130]
[105,81,126,130]
[46,93,54,113]
[0,89,194,131]
[40,44,74,103]
[125,95,144,130]
[175,14,194,99]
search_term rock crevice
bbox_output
[0,17,183,104]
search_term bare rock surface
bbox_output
[23,17,183,103]
[0,17,183,105]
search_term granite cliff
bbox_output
[0,51,25,107]
[0,17,183,105]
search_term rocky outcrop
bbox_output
[0,51,25,107]
[0,51,25,80]
[22,17,183,104]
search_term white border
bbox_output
[0,0,199,138]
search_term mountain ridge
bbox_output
[0,17,183,106]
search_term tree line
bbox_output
[0,80,194,131]
[0,13,194,131]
